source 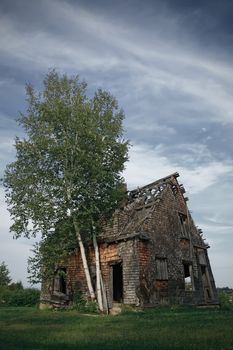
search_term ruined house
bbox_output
[41,173,218,308]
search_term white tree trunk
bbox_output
[73,218,95,301]
[93,233,104,311]
[100,271,109,314]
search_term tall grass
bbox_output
[0,306,233,350]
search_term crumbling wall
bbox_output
[65,238,140,307]
[135,177,217,305]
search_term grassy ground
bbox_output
[0,306,233,350]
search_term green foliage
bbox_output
[72,288,86,305]
[0,262,11,286]
[120,304,142,315]
[0,287,40,307]
[217,287,233,294]
[218,291,232,310]
[71,288,98,314]
[4,69,129,284]
[4,69,128,239]
[27,224,76,284]
[80,300,98,314]
[8,281,24,290]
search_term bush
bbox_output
[0,286,8,306]
[0,287,40,307]
[8,281,24,290]
[218,292,232,310]
[71,289,98,313]
[73,289,86,306]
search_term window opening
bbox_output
[179,213,189,238]
[198,250,207,265]
[156,258,168,280]
[201,266,212,301]
[183,263,194,291]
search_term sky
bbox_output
[0,0,233,288]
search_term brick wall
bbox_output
[65,239,140,307]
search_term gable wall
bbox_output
[135,180,217,305]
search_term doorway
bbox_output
[112,262,123,302]
[53,268,67,294]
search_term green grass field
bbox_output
[0,306,233,350]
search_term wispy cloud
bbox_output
[124,142,233,193]
[1,0,233,125]
[127,121,176,135]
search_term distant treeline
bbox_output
[217,287,233,294]
[0,282,40,307]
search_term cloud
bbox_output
[197,223,233,235]
[0,0,232,288]
[0,187,38,286]
[123,142,233,194]
[209,250,233,287]
[0,188,11,230]
[0,239,35,286]
[0,116,23,178]
[180,162,233,193]
[188,176,233,233]
[0,137,15,158]
[126,121,176,135]
[0,0,233,126]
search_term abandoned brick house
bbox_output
[41,173,218,308]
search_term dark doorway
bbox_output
[59,269,66,294]
[112,262,123,302]
[54,268,67,294]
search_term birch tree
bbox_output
[4,70,128,309]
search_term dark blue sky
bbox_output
[0,0,233,287]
